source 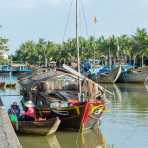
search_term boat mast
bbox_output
[76,0,82,101]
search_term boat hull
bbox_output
[118,68,148,83]
[0,82,5,88]
[12,117,60,136]
[6,83,16,88]
[50,101,105,131]
[26,92,105,132]
[91,66,122,83]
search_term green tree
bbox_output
[0,37,9,51]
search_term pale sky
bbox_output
[0,0,147,54]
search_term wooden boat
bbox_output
[19,63,108,132]
[6,83,16,88]
[12,117,60,136]
[0,65,13,73]
[118,67,148,83]
[90,66,122,83]
[0,82,5,88]
[51,100,105,131]
[25,91,105,132]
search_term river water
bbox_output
[0,74,148,148]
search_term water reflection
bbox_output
[19,134,62,148]
[144,81,148,92]
[101,83,148,148]
[56,128,112,148]
[47,135,61,148]
[0,75,20,110]
[19,135,50,148]
[101,84,122,102]
[19,128,114,148]
[0,73,17,83]
[103,83,148,104]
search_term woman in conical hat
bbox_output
[22,100,36,121]
[24,100,35,108]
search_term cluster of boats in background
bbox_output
[1,60,148,85]
[0,63,32,89]
[0,82,16,88]
[0,63,32,74]
[81,59,148,83]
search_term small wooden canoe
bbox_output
[6,83,16,88]
[0,82,5,88]
[14,117,60,136]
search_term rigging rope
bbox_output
[80,0,89,37]
[62,0,89,42]
[62,0,74,42]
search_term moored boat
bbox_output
[19,65,107,132]
[90,65,122,83]
[6,83,16,88]
[12,64,32,75]
[118,67,148,83]
[0,65,13,73]
[18,0,108,132]
[0,64,32,74]
[14,117,60,136]
[0,82,5,88]
[9,100,61,136]
[21,91,105,131]
[51,100,105,131]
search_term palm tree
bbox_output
[36,38,48,66]
[132,28,148,67]
[15,40,36,64]
[0,37,9,51]
[118,35,133,64]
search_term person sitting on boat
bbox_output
[21,100,36,121]
[8,101,20,130]
[8,101,20,118]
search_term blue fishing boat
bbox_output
[81,59,122,83]
[12,64,32,74]
[0,64,32,74]
[0,65,14,73]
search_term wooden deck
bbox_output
[0,99,22,148]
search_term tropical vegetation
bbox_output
[9,28,148,66]
[0,36,9,64]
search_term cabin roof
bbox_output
[18,69,78,89]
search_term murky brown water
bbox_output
[0,75,148,148]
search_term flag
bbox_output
[92,16,97,24]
